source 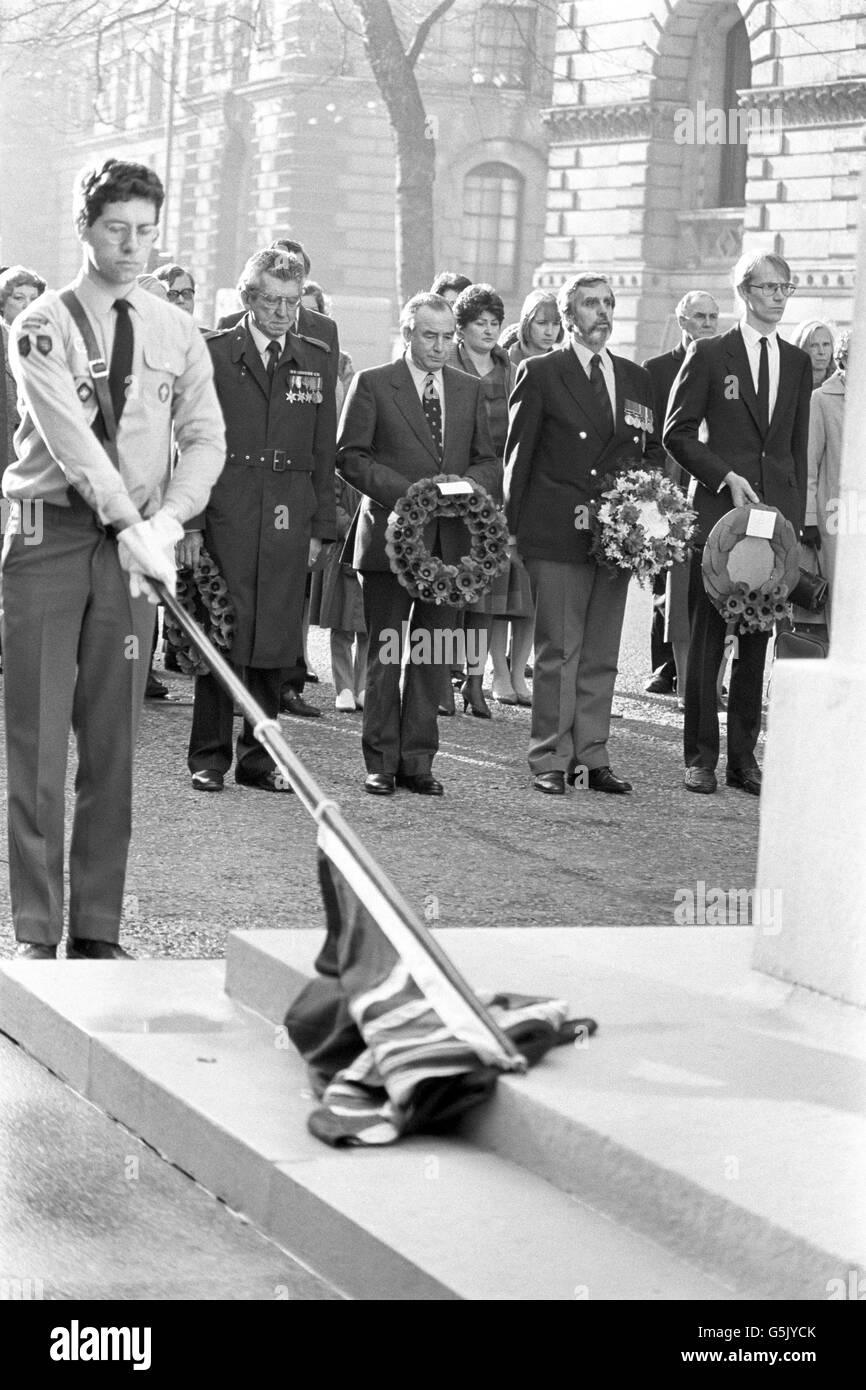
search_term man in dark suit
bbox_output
[504,273,665,796]
[643,291,720,697]
[337,292,498,797]
[664,253,812,796]
[181,248,337,792]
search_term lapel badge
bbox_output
[158,382,170,403]
[77,382,93,403]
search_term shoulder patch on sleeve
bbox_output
[36,334,53,356]
[17,334,32,357]
[19,313,50,332]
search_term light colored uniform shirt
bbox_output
[571,338,617,420]
[5,270,225,529]
[404,352,446,439]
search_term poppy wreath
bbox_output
[702,505,800,636]
[162,547,237,675]
[590,468,697,586]
[384,475,510,608]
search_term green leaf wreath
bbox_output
[590,468,697,586]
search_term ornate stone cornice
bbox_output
[542,100,677,143]
[739,80,866,127]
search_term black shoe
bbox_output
[15,942,57,960]
[66,939,133,960]
[235,769,294,792]
[163,648,181,673]
[438,685,456,717]
[191,769,224,793]
[396,772,444,796]
[533,770,565,795]
[280,690,321,718]
[645,674,675,695]
[587,767,633,794]
[365,772,396,796]
[459,678,491,719]
[684,767,718,794]
[726,766,762,796]
[145,672,169,699]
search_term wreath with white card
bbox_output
[384,475,510,608]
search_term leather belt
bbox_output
[226,450,314,473]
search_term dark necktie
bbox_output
[757,336,770,436]
[589,353,614,437]
[422,373,443,456]
[110,298,134,426]
[266,339,281,383]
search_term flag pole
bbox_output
[154,580,527,1070]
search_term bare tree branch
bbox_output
[406,0,455,68]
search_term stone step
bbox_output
[0,958,735,1302]
[225,926,866,1301]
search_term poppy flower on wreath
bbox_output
[702,506,800,636]
[162,545,238,676]
[384,475,510,607]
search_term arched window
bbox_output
[718,18,750,208]
[463,163,523,292]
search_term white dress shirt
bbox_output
[404,352,446,438]
[739,321,780,421]
[248,319,291,371]
[571,338,616,420]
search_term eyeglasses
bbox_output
[749,282,796,297]
[167,288,195,303]
[249,291,300,312]
[99,221,160,244]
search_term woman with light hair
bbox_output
[793,329,851,640]
[792,319,835,390]
[506,289,563,367]
[0,265,47,326]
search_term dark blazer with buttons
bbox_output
[503,344,665,564]
[663,326,812,544]
[337,356,499,572]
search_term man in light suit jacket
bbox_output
[337,292,498,797]
[504,273,665,796]
[664,252,812,796]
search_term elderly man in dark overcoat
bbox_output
[183,248,337,792]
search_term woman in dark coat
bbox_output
[450,283,534,715]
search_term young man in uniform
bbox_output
[3,157,225,959]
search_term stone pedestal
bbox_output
[754,170,866,1008]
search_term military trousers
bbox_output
[1,497,154,945]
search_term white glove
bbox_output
[117,510,184,603]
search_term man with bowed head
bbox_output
[182,247,337,793]
[337,292,498,797]
[504,272,665,796]
[3,158,225,960]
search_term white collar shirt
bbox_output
[248,318,292,372]
[739,321,780,421]
[571,337,616,419]
[404,352,446,438]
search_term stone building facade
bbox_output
[538,0,865,361]
[0,1,556,363]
